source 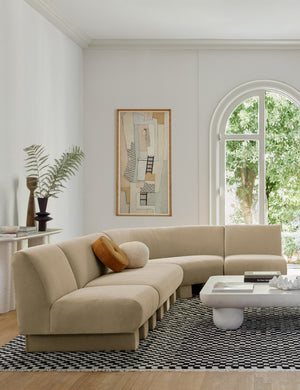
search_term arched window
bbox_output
[210,80,300,261]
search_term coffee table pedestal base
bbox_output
[213,308,244,330]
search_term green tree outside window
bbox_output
[225,92,300,262]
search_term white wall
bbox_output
[84,48,300,233]
[84,50,199,232]
[0,0,84,241]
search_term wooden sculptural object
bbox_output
[26,176,38,227]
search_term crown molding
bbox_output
[24,0,91,48]
[22,2,300,51]
[88,39,300,50]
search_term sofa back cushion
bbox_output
[57,233,109,288]
[225,224,282,256]
[104,226,224,259]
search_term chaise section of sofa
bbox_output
[224,225,287,275]
[104,225,225,298]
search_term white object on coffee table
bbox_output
[269,275,300,290]
[200,275,300,330]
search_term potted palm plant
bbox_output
[24,144,85,231]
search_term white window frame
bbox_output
[209,80,300,225]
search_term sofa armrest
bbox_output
[12,245,78,334]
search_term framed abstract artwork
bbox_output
[116,109,172,216]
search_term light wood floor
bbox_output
[1,271,300,390]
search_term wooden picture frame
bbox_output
[116,109,172,216]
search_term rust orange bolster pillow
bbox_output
[92,236,128,272]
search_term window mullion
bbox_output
[258,91,266,224]
[219,133,225,225]
[224,134,259,140]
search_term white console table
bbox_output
[0,229,62,313]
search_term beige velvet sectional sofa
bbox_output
[12,224,287,352]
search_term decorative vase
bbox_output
[35,198,53,232]
[26,177,38,227]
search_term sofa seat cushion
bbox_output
[150,256,224,285]
[85,263,183,306]
[50,285,159,334]
[224,254,287,275]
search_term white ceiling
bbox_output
[42,0,300,40]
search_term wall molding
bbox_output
[24,0,90,48]
[23,1,300,51]
[88,39,300,51]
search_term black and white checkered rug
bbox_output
[1,297,300,372]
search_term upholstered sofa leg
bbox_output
[164,298,170,312]
[156,305,164,321]
[139,321,149,340]
[170,292,177,304]
[178,285,192,298]
[149,313,157,330]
